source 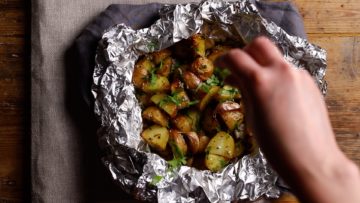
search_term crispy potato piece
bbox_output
[198,86,220,111]
[152,49,171,65]
[191,57,214,81]
[182,71,202,90]
[173,114,192,132]
[183,132,200,154]
[234,141,245,157]
[202,107,221,134]
[198,132,210,153]
[151,94,178,118]
[142,106,169,127]
[169,130,188,156]
[216,101,244,131]
[190,34,206,57]
[141,125,169,151]
[132,57,154,89]
[173,90,191,109]
[215,85,241,102]
[207,45,231,63]
[205,154,229,172]
[142,75,170,93]
[170,78,184,93]
[157,57,173,77]
[206,131,235,159]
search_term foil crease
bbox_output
[92,0,327,202]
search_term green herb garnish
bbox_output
[150,175,163,186]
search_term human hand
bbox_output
[222,37,360,203]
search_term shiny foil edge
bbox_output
[92,0,327,202]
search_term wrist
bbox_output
[295,148,360,203]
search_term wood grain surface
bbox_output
[0,0,359,202]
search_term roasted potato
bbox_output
[173,114,192,132]
[207,45,231,63]
[183,132,200,154]
[132,57,154,89]
[136,35,254,171]
[216,85,241,102]
[198,132,210,153]
[198,86,220,111]
[206,131,235,159]
[151,94,178,118]
[191,57,214,81]
[169,130,188,157]
[142,106,169,127]
[157,57,173,77]
[141,125,169,151]
[205,154,228,172]
[142,75,170,93]
[182,71,202,90]
[190,34,206,57]
[216,101,244,131]
[152,49,171,65]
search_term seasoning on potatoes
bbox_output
[141,125,169,151]
[206,131,235,159]
[142,106,169,127]
[134,34,254,172]
[190,34,206,57]
[191,56,214,81]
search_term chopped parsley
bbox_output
[196,75,221,93]
[167,141,187,171]
[214,67,231,81]
[150,175,163,186]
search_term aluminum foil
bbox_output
[92,0,327,202]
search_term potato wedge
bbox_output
[169,130,188,157]
[215,85,241,102]
[151,94,178,118]
[205,154,228,172]
[191,56,214,81]
[142,106,169,127]
[132,57,154,89]
[182,71,202,90]
[183,132,200,154]
[170,78,184,93]
[172,90,191,109]
[156,57,173,77]
[173,114,192,132]
[198,86,220,111]
[198,132,210,153]
[190,34,206,57]
[141,125,169,151]
[152,49,171,65]
[216,101,244,131]
[206,131,235,159]
[142,75,170,93]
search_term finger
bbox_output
[224,49,262,80]
[244,36,283,67]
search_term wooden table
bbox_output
[0,0,359,202]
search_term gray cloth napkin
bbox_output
[32,1,305,202]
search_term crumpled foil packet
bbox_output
[92,0,327,202]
